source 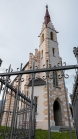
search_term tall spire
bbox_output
[44,5,51,25]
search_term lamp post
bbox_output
[0,59,2,67]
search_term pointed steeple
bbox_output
[44,5,51,25]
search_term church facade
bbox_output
[2,5,73,129]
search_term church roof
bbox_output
[28,78,46,86]
[44,5,51,25]
[23,61,29,70]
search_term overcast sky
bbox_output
[0,0,78,101]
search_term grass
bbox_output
[36,129,76,139]
[0,127,76,139]
[0,126,10,139]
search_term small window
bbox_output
[35,96,38,113]
[42,34,44,42]
[61,61,62,66]
[50,32,53,40]
[52,48,55,56]
[41,50,43,58]
[53,71,58,87]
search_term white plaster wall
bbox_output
[21,74,26,91]
[39,22,59,69]
[37,121,48,129]
[65,121,69,126]
[47,28,59,67]
[39,28,47,78]
[36,120,55,130]
[34,61,39,78]
[49,41,59,66]
[29,86,44,121]
[39,28,47,68]
[21,65,29,92]
[47,22,57,42]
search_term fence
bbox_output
[0,64,36,139]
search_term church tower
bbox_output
[39,5,60,69]
[39,5,62,82]
[33,5,73,129]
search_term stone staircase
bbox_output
[50,126,75,132]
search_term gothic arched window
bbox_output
[53,71,58,87]
[50,32,54,40]
[42,34,44,42]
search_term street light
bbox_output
[0,59,2,67]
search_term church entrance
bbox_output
[53,99,62,126]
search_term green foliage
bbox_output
[36,129,76,139]
[0,126,10,139]
[0,127,76,139]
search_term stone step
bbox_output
[50,126,75,132]
[50,126,61,132]
[60,126,75,131]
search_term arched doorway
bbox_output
[53,99,62,126]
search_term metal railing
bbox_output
[0,64,36,139]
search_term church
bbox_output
[2,5,73,130]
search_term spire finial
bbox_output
[46,4,48,9]
[44,5,51,25]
